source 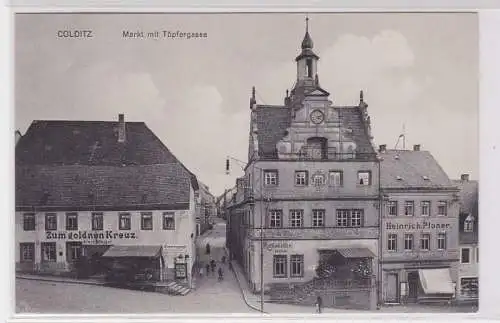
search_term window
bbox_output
[461,248,470,263]
[269,210,282,228]
[312,209,325,227]
[388,234,397,251]
[438,201,448,216]
[141,212,153,230]
[404,201,414,216]
[23,213,35,231]
[421,201,430,216]
[404,234,414,251]
[460,277,478,297]
[464,215,474,232]
[273,255,287,278]
[92,212,103,231]
[163,212,175,230]
[437,232,447,250]
[20,243,35,262]
[420,234,430,251]
[387,201,398,216]
[336,209,363,228]
[65,212,78,231]
[66,242,82,262]
[290,255,304,277]
[329,171,343,186]
[41,242,56,262]
[312,174,325,186]
[357,171,371,185]
[119,213,131,230]
[306,59,313,78]
[264,170,278,186]
[295,171,308,186]
[45,213,57,231]
[289,210,303,227]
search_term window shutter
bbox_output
[305,171,309,185]
[361,210,365,227]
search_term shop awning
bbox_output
[101,245,163,258]
[418,268,454,295]
[336,248,375,259]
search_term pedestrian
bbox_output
[206,243,211,255]
[199,264,204,277]
[315,296,323,314]
[210,259,216,273]
[221,255,226,264]
[205,263,210,276]
[218,267,223,281]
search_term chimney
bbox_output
[461,174,470,182]
[118,114,126,143]
[378,144,386,153]
[413,144,421,151]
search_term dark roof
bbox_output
[380,150,454,189]
[16,120,179,166]
[452,179,479,244]
[16,164,191,211]
[254,105,376,158]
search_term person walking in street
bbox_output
[206,243,211,255]
[205,263,210,276]
[315,296,323,314]
[210,259,216,274]
[199,264,204,277]
[221,255,226,264]
[218,267,224,281]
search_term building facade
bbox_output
[15,114,199,284]
[453,174,479,303]
[379,145,460,304]
[227,22,380,310]
[195,182,217,236]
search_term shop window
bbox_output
[45,213,57,231]
[387,201,398,216]
[460,277,478,298]
[404,201,414,216]
[273,255,287,278]
[66,242,82,262]
[91,212,103,231]
[264,170,278,186]
[295,171,308,186]
[269,210,282,228]
[421,201,430,216]
[41,242,56,262]
[20,243,35,262]
[438,201,448,216]
[437,232,447,250]
[312,209,325,227]
[163,212,175,230]
[65,212,78,231]
[290,255,304,277]
[329,171,343,186]
[404,234,414,251]
[357,171,371,186]
[461,248,470,263]
[141,212,153,230]
[289,210,303,227]
[23,213,35,231]
[336,209,363,228]
[387,233,397,251]
[119,213,131,230]
[420,234,430,251]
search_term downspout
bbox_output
[377,157,383,308]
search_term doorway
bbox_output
[407,271,419,303]
[386,273,399,303]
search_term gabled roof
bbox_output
[452,179,479,244]
[254,105,376,159]
[16,164,191,211]
[380,150,454,189]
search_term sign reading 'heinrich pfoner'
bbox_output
[385,222,451,230]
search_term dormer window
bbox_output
[422,175,430,181]
[396,176,403,181]
[358,171,371,186]
[464,214,474,232]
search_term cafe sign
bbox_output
[45,230,138,245]
[385,222,451,231]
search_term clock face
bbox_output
[310,109,325,124]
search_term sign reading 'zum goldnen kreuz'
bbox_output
[385,222,451,230]
[45,230,138,240]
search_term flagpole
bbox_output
[402,124,406,150]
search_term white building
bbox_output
[15,114,199,284]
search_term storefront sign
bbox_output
[385,222,451,230]
[264,241,292,253]
[175,263,187,279]
[45,230,138,242]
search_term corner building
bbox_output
[379,146,460,304]
[228,23,380,310]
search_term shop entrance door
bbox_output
[386,273,399,303]
[407,271,419,303]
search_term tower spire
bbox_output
[306,14,309,33]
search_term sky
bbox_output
[14,13,478,196]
